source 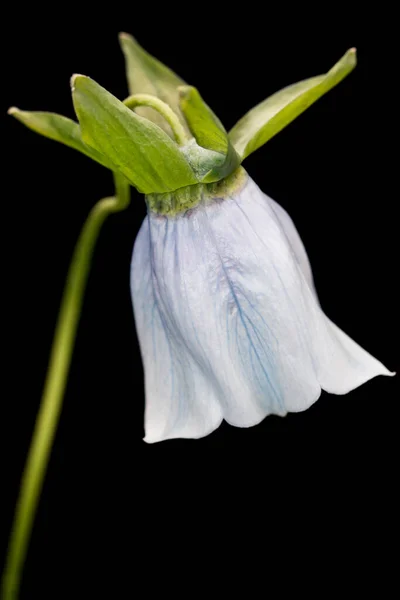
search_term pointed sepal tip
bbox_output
[70,73,88,91]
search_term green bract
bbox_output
[7,108,113,168]
[119,32,190,137]
[229,48,357,159]
[71,75,197,194]
[8,37,357,195]
[178,86,241,182]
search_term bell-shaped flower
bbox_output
[9,37,397,600]
[125,42,394,442]
[132,169,393,442]
[10,35,394,445]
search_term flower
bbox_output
[9,34,394,444]
[131,169,393,443]
[6,35,395,600]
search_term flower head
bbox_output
[132,169,393,442]
[9,35,394,443]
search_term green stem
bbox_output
[1,174,130,600]
[124,93,188,146]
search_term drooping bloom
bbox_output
[132,169,393,442]
[10,34,394,444]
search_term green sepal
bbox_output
[201,142,242,183]
[178,86,241,182]
[71,74,198,194]
[119,32,190,138]
[180,140,225,181]
[229,48,357,160]
[7,108,113,169]
[179,86,228,153]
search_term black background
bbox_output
[1,6,398,598]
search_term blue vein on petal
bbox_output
[201,196,284,413]
[232,190,319,377]
[215,193,284,412]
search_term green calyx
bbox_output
[8,35,357,195]
[147,166,248,216]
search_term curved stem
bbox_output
[1,174,130,600]
[124,93,188,146]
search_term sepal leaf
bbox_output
[7,108,112,168]
[71,74,198,194]
[119,32,189,137]
[178,86,241,182]
[229,48,357,159]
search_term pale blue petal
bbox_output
[268,196,317,297]
[131,218,223,443]
[131,173,394,442]
[265,190,394,393]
